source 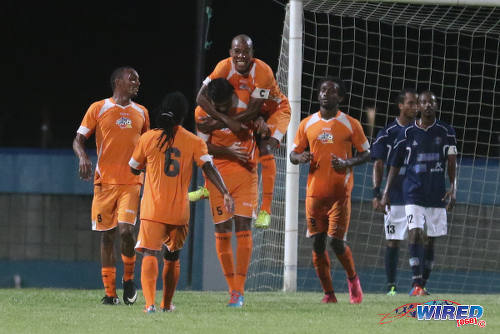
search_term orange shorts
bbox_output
[206,170,258,224]
[305,196,351,239]
[135,219,188,253]
[262,100,290,142]
[91,184,141,231]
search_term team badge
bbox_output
[116,117,132,129]
[434,137,442,145]
[317,131,334,144]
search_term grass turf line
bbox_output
[0,289,498,334]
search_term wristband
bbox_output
[373,186,381,199]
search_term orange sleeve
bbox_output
[204,59,231,84]
[350,118,370,152]
[142,108,150,134]
[130,134,147,170]
[292,119,309,153]
[252,62,275,99]
[194,106,208,124]
[77,102,100,138]
[193,136,212,168]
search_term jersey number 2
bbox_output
[164,147,180,177]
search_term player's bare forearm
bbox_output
[207,143,232,159]
[372,159,384,189]
[202,162,229,197]
[447,154,457,194]
[382,166,401,197]
[232,97,265,123]
[72,134,88,160]
[372,159,384,210]
[346,150,371,167]
[290,151,312,165]
[73,133,93,180]
[130,167,142,175]
[197,85,244,133]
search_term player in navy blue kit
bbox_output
[371,88,418,296]
[380,91,457,296]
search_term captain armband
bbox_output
[251,88,270,99]
[448,145,458,155]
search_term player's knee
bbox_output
[329,238,345,255]
[409,228,424,244]
[164,249,180,261]
[312,233,327,253]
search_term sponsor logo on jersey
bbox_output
[317,131,334,144]
[430,162,444,172]
[412,140,418,146]
[116,117,132,129]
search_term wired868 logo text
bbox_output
[379,299,487,328]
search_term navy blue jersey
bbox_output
[389,119,457,208]
[371,119,406,205]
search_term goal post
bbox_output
[247,0,500,293]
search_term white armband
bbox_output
[448,145,458,155]
[251,88,270,99]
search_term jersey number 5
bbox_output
[164,147,180,177]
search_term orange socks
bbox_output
[102,267,117,297]
[215,232,235,292]
[235,231,253,294]
[141,256,158,307]
[161,259,180,310]
[260,154,276,214]
[121,254,136,281]
[336,245,357,279]
[312,250,334,294]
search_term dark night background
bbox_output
[3,1,285,148]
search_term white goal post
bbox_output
[283,0,500,292]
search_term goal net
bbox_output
[247,0,500,293]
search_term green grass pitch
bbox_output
[0,289,498,333]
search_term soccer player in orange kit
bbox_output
[73,66,149,305]
[129,92,234,313]
[290,77,370,304]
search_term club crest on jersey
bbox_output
[116,117,132,129]
[317,131,334,144]
[434,137,442,145]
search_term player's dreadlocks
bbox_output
[155,92,188,172]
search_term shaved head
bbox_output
[231,34,253,49]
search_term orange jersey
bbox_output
[195,92,257,174]
[203,57,287,109]
[292,111,370,198]
[129,127,212,225]
[77,98,150,185]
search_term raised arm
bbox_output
[202,162,234,214]
[72,133,92,181]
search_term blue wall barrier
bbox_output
[1,149,497,205]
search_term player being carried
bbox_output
[371,88,418,296]
[73,66,149,305]
[380,91,457,296]
[195,78,259,307]
[130,92,233,313]
[290,77,370,304]
[190,34,291,229]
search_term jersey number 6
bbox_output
[164,147,180,177]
